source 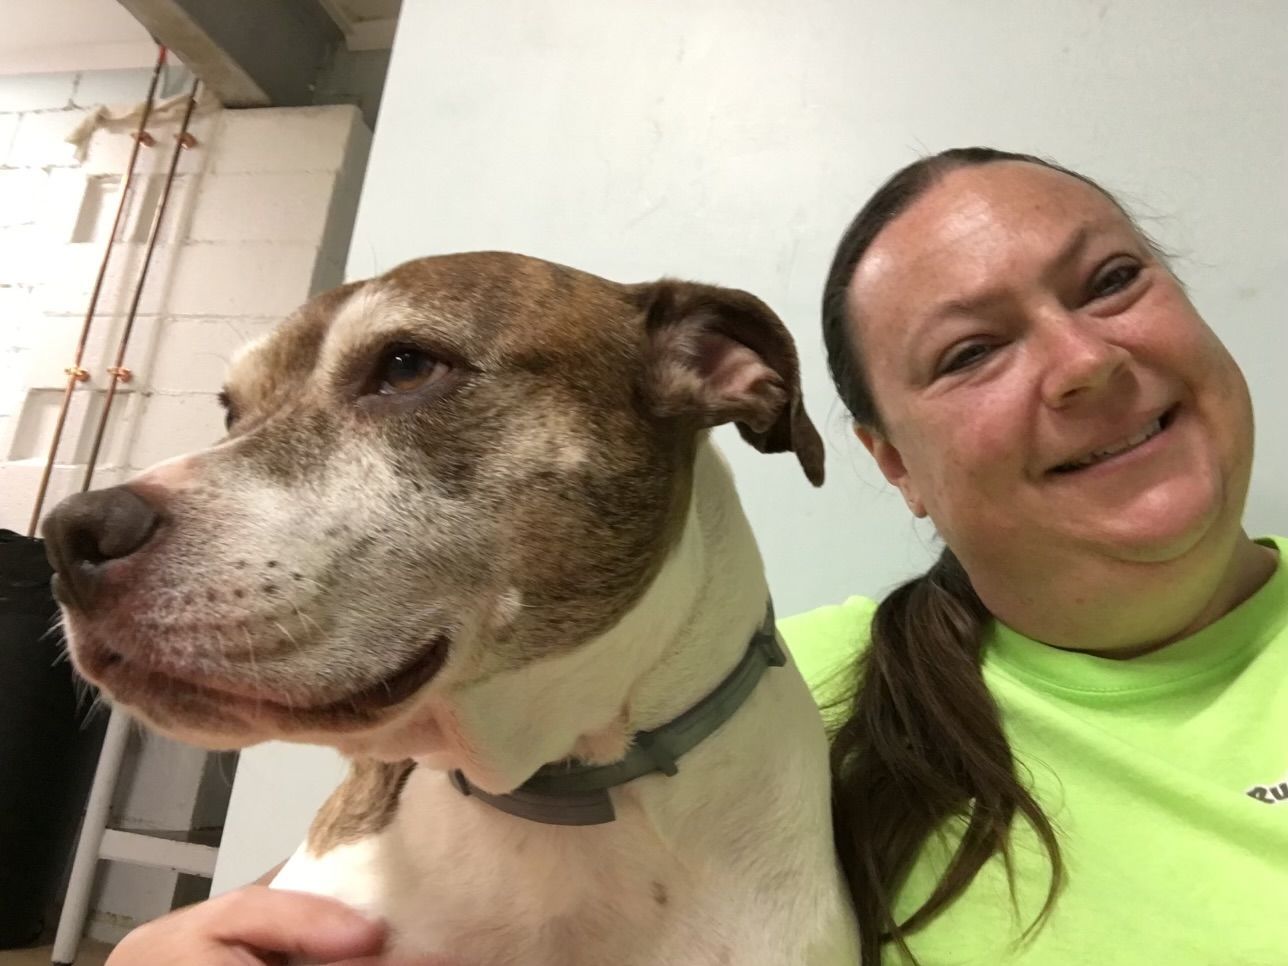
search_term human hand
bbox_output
[105,885,456,965]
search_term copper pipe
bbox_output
[27,46,168,536]
[81,78,201,493]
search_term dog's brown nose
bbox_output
[42,486,161,612]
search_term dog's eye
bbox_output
[377,348,450,395]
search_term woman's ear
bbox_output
[854,423,926,517]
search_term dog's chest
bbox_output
[275,767,806,966]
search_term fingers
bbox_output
[205,887,388,961]
[105,885,389,966]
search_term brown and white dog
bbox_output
[44,253,859,965]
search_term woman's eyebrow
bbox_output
[916,220,1121,334]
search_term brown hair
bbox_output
[821,148,1142,962]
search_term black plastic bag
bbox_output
[0,528,108,948]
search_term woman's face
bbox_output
[848,162,1254,598]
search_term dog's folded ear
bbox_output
[636,280,825,486]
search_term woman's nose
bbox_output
[1037,315,1131,409]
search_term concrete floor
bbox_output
[0,940,113,966]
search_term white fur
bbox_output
[227,332,271,372]
[273,439,859,965]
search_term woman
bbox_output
[784,147,1286,964]
[107,151,1286,965]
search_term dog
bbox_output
[43,252,860,965]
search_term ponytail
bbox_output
[829,548,1063,962]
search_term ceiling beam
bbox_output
[345,18,398,52]
[114,0,341,107]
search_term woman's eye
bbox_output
[376,348,450,395]
[937,342,994,377]
[1090,260,1141,300]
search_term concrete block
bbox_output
[311,253,349,294]
[6,385,143,471]
[19,312,163,391]
[142,172,198,246]
[209,105,362,174]
[0,348,26,416]
[0,459,127,534]
[69,172,197,247]
[149,317,280,394]
[318,117,371,274]
[0,283,36,341]
[163,242,321,317]
[42,168,91,243]
[129,392,224,468]
[0,225,47,287]
[0,169,49,228]
[0,72,77,113]
[32,240,181,318]
[187,171,336,244]
[81,109,217,178]
[0,113,17,164]
[7,109,90,167]
[0,461,62,533]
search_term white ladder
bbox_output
[51,706,219,965]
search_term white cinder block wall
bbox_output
[0,67,371,939]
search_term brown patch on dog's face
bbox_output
[307,758,416,855]
[56,253,821,750]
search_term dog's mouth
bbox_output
[82,632,452,729]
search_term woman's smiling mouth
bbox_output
[1049,406,1178,474]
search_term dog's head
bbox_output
[44,252,823,753]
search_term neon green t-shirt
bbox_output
[781,536,1288,965]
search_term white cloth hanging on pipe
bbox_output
[65,87,220,163]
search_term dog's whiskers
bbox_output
[41,613,67,644]
[288,600,326,640]
[68,665,106,722]
[289,573,328,593]
[241,625,265,717]
[80,690,110,727]
[272,617,302,651]
[278,613,314,667]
